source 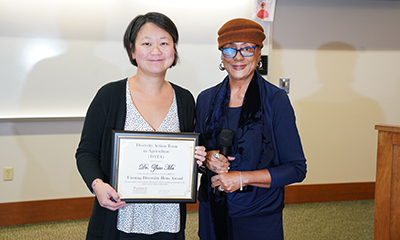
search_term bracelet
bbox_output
[239,171,243,191]
[92,179,101,194]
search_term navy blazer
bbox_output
[195,71,307,217]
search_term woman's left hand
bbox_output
[195,146,207,166]
[212,169,272,192]
[211,171,241,193]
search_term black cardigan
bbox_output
[76,79,195,240]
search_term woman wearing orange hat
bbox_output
[195,18,307,240]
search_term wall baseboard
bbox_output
[284,182,375,204]
[0,182,375,227]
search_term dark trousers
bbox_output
[199,202,284,240]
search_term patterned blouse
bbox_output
[117,80,181,234]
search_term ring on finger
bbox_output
[213,166,217,171]
[214,153,220,159]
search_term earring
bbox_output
[257,59,263,69]
[219,62,225,71]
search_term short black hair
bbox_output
[123,12,179,67]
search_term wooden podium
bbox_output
[374,124,400,240]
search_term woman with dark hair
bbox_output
[195,18,307,240]
[76,12,206,240]
[123,12,180,67]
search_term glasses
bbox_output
[220,46,257,58]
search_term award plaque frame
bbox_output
[111,130,199,203]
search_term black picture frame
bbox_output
[111,130,199,203]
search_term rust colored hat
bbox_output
[217,18,265,49]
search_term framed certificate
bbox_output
[111,130,199,203]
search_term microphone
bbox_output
[213,129,234,196]
[219,129,234,157]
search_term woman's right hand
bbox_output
[92,179,126,211]
[205,150,234,174]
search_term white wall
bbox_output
[269,0,400,184]
[1,0,400,203]
[0,0,265,118]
